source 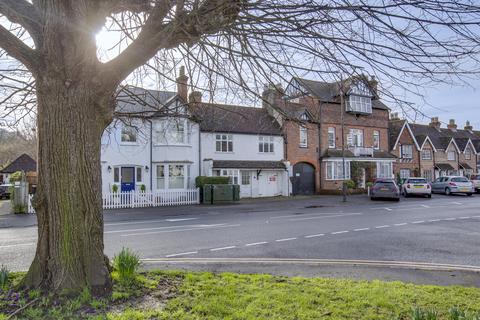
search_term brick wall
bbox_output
[392,127,420,177]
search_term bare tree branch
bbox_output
[0,0,42,44]
[0,25,38,71]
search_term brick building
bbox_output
[264,75,396,194]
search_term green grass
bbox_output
[1,271,479,319]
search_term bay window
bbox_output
[348,129,363,147]
[156,165,165,189]
[377,162,393,178]
[326,161,351,180]
[153,119,188,145]
[169,165,185,189]
[155,164,189,189]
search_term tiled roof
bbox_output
[435,163,455,171]
[212,160,286,169]
[321,149,396,159]
[292,77,389,110]
[388,120,406,150]
[0,154,36,173]
[408,123,480,151]
[460,162,473,170]
[115,86,178,117]
[192,103,283,136]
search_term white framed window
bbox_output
[399,169,410,179]
[400,145,413,159]
[465,147,472,160]
[373,130,380,150]
[259,136,274,153]
[347,95,372,114]
[299,126,308,147]
[447,150,456,161]
[348,129,363,147]
[241,171,251,185]
[169,165,185,189]
[219,169,239,184]
[377,162,393,178]
[328,127,336,148]
[423,170,433,182]
[121,125,137,143]
[216,134,233,152]
[113,167,120,183]
[136,167,142,182]
[421,149,432,160]
[153,119,188,145]
[326,161,351,180]
[156,165,165,189]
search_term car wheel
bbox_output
[427,194,432,198]
[395,198,400,202]
[467,193,473,197]
[445,187,451,195]
[370,197,376,201]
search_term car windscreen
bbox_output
[375,181,395,186]
[451,177,469,183]
[407,179,427,183]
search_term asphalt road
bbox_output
[1,194,479,285]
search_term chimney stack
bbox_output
[262,83,284,110]
[369,75,378,97]
[189,91,202,104]
[429,117,441,130]
[447,119,457,131]
[464,120,473,132]
[176,66,188,102]
[390,112,400,120]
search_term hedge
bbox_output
[195,176,230,188]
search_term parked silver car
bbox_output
[431,176,474,196]
[370,179,400,201]
[469,174,480,193]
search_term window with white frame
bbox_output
[219,169,239,184]
[421,149,432,160]
[241,171,251,185]
[348,129,364,147]
[377,162,393,178]
[259,136,274,153]
[423,169,433,182]
[156,165,165,189]
[153,119,188,145]
[373,130,380,149]
[136,167,142,183]
[299,126,308,147]
[328,127,336,148]
[169,165,185,189]
[215,134,233,152]
[399,169,410,179]
[447,150,456,161]
[346,82,373,114]
[326,161,351,180]
[465,147,472,160]
[400,145,413,159]
[113,167,120,183]
[121,125,137,143]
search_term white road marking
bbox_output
[444,218,456,221]
[107,223,226,234]
[428,219,440,222]
[412,221,425,224]
[452,202,463,205]
[375,225,390,229]
[210,246,236,252]
[245,242,268,247]
[354,228,370,232]
[275,237,297,242]
[165,218,198,222]
[105,219,191,226]
[271,212,360,219]
[120,224,240,237]
[0,242,35,249]
[394,223,408,226]
[384,208,393,211]
[166,251,198,258]
[331,231,349,235]
[421,205,430,208]
[304,234,325,238]
[458,217,470,220]
[286,213,363,222]
[472,215,480,218]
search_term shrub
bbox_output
[0,265,9,290]
[112,248,140,283]
[195,176,230,188]
[112,184,119,193]
[345,180,356,189]
[9,171,23,183]
[140,184,146,192]
[13,203,26,214]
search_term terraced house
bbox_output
[263,75,396,194]
[389,115,480,181]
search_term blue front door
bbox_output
[121,167,135,192]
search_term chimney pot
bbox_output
[464,120,473,131]
[447,119,457,131]
[429,117,441,130]
[176,66,188,102]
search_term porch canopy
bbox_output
[459,162,473,170]
[212,160,286,170]
[435,163,455,171]
[321,149,396,161]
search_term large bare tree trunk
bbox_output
[22,75,113,295]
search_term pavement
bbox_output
[1,194,479,287]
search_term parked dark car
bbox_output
[0,184,12,199]
[370,179,400,201]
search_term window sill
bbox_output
[120,142,140,146]
[215,151,234,154]
[153,143,192,147]
[299,145,308,148]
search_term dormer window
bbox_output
[465,147,472,160]
[346,81,373,114]
[300,112,309,121]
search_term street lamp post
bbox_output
[339,77,347,202]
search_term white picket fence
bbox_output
[102,189,200,209]
[27,189,200,213]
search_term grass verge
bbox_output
[0,271,479,319]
